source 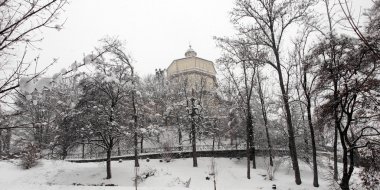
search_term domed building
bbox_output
[166,46,217,92]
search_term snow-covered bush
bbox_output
[359,145,380,189]
[132,168,157,185]
[168,177,192,188]
[161,141,174,162]
[264,156,286,180]
[209,157,217,176]
[21,143,40,169]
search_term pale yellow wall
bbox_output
[167,57,216,77]
[167,56,217,92]
[185,73,215,91]
[170,73,216,93]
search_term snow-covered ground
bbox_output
[0,157,335,190]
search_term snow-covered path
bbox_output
[0,157,331,190]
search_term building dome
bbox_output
[185,45,197,58]
[167,46,218,91]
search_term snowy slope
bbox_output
[0,157,335,190]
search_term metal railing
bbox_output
[65,144,288,160]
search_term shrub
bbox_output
[161,141,173,162]
[21,143,40,169]
[359,145,380,189]
[264,155,286,180]
[132,168,157,185]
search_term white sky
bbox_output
[34,0,235,77]
[33,0,372,77]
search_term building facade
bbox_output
[166,46,217,93]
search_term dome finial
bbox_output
[185,44,197,58]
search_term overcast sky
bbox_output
[34,0,235,77]
[34,0,372,77]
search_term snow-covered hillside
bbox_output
[0,157,336,190]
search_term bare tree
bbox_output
[291,27,319,187]
[303,0,342,181]
[0,0,67,96]
[216,37,263,178]
[255,69,273,168]
[0,1,68,154]
[313,34,380,190]
[186,76,208,168]
[338,0,380,59]
[106,39,140,168]
[166,72,209,167]
[230,0,316,184]
[76,38,136,179]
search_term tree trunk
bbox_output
[246,105,254,178]
[236,137,238,150]
[296,80,309,164]
[106,147,112,179]
[246,131,251,179]
[304,126,310,163]
[62,148,67,160]
[338,149,355,189]
[306,97,319,187]
[300,62,319,186]
[339,118,355,190]
[44,120,50,145]
[250,120,256,169]
[257,72,273,166]
[265,121,274,167]
[0,129,2,157]
[117,141,121,156]
[333,116,339,181]
[134,131,139,167]
[327,2,339,179]
[189,97,198,167]
[191,121,198,167]
[247,102,256,168]
[332,77,340,181]
[5,128,11,155]
[339,132,349,190]
[274,50,301,185]
[299,100,309,163]
[140,135,144,153]
[82,139,85,159]
[38,125,43,148]
[212,134,215,157]
[218,137,221,149]
[131,68,139,168]
[347,149,355,188]
[178,126,182,151]
[241,57,255,174]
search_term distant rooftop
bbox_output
[167,46,216,78]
